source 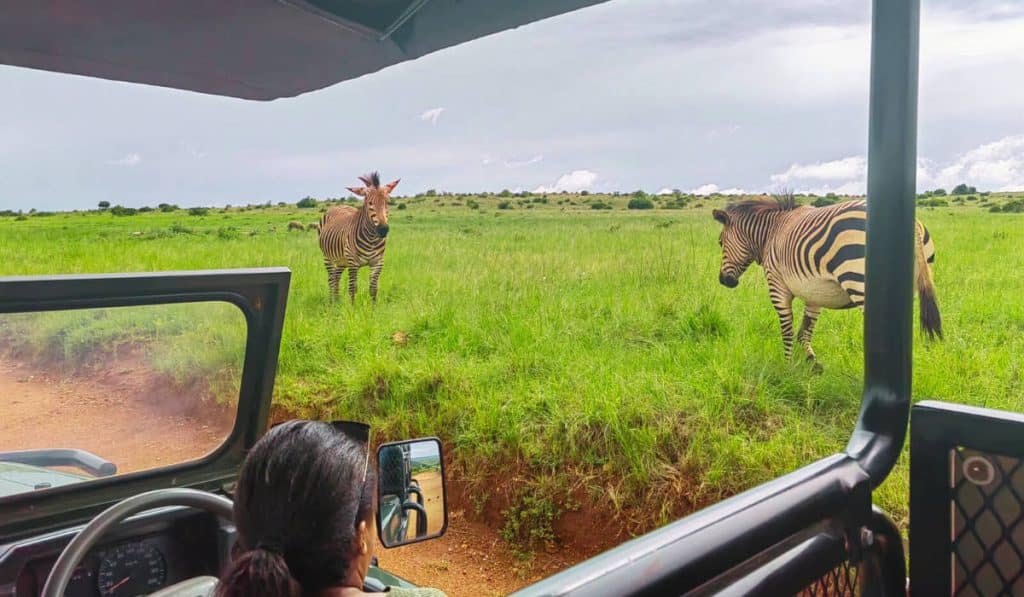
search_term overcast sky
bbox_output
[2,0,1023,210]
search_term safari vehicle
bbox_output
[0,1,1019,596]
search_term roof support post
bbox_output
[846,0,921,485]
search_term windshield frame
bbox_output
[0,268,289,543]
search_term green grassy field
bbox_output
[1,191,1022,545]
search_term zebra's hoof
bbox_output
[809,360,824,374]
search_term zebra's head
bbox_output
[712,208,755,288]
[347,172,400,237]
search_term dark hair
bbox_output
[216,420,376,597]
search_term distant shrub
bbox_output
[580,190,590,196]
[932,188,947,196]
[627,197,655,210]
[97,201,110,209]
[952,183,977,195]
[590,201,613,210]
[812,196,837,207]
[296,196,318,208]
[918,198,948,208]
[467,200,480,210]
[109,205,138,216]
[277,201,288,207]
[993,199,1024,213]
[158,203,179,212]
[397,203,407,210]
[532,197,548,204]
[169,223,194,234]
[0,210,17,217]
[138,206,154,213]
[15,215,28,221]
[498,200,512,210]
[425,189,437,197]
[217,227,240,240]
[966,195,978,201]
[188,207,209,216]
[31,211,56,217]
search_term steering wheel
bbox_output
[41,488,233,597]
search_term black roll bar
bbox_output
[845,0,921,486]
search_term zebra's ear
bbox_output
[712,209,729,225]
[383,179,400,194]
[347,186,367,197]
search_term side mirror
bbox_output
[376,437,447,548]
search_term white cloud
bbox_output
[656,187,675,195]
[769,134,1024,195]
[534,169,598,193]
[719,187,747,195]
[419,107,445,125]
[770,156,867,183]
[503,154,544,168]
[107,154,141,166]
[689,183,747,195]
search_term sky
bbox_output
[2,0,1024,211]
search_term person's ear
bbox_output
[357,520,369,554]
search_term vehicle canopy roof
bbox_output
[0,1,610,100]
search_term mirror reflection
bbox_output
[377,438,446,547]
[0,302,245,499]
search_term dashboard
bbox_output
[0,507,234,597]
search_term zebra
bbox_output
[712,194,941,367]
[318,171,399,303]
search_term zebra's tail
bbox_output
[915,226,942,340]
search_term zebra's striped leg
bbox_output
[347,267,358,305]
[768,281,796,360]
[326,261,341,302]
[369,262,383,304]
[797,305,822,370]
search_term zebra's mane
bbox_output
[725,192,799,216]
[358,171,381,188]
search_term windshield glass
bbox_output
[0,302,244,498]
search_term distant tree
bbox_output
[627,197,655,210]
[632,190,648,199]
[110,205,138,216]
[98,201,110,209]
[158,203,179,213]
[188,207,210,216]
[425,189,437,197]
[951,183,977,195]
[498,189,513,197]
[812,196,837,207]
[580,190,590,196]
[932,188,947,196]
[497,200,512,210]
[296,197,318,208]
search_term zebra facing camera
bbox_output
[963,456,996,486]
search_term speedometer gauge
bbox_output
[96,542,167,595]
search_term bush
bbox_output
[498,201,512,210]
[467,200,480,210]
[138,206,154,213]
[296,196,318,208]
[952,183,977,195]
[994,199,1024,213]
[918,198,949,208]
[812,196,837,207]
[627,197,655,210]
[188,207,209,216]
[109,205,138,216]
[158,203,179,212]
[97,201,110,209]
[397,203,407,210]
[590,201,613,210]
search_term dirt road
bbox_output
[0,358,229,477]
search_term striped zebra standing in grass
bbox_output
[319,172,399,304]
[712,194,941,368]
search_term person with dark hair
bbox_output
[216,420,447,597]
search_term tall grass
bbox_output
[0,197,1022,538]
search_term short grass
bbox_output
[1,192,1023,541]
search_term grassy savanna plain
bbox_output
[0,191,1023,553]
